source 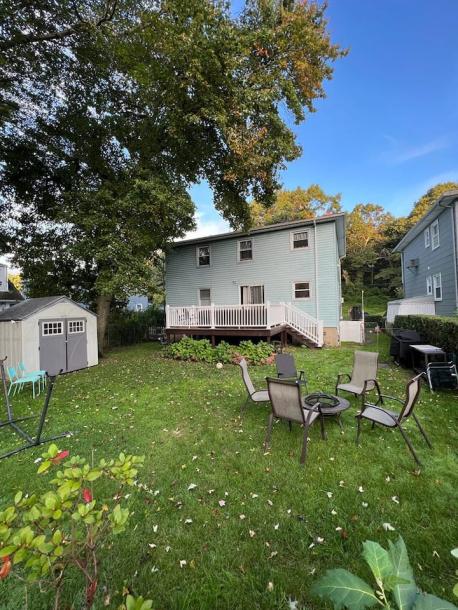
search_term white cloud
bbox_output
[182,212,230,241]
[381,134,451,165]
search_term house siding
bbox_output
[165,221,341,328]
[402,206,457,316]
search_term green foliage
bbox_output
[0,444,144,608]
[394,315,458,355]
[312,536,457,610]
[165,337,275,365]
[124,595,153,610]
[107,306,165,348]
[408,183,458,224]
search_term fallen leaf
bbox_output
[383,522,395,531]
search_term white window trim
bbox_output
[68,320,85,334]
[431,220,440,250]
[198,288,211,306]
[196,244,211,268]
[433,272,442,301]
[290,230,309,251]
[42,321,64,336]
[424,227,430,248]
[292,280,311,300]
[426,275,432,296]
[237,238,253,263]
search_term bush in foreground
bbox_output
[164,337,275,365]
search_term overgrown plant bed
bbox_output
[164,337,275,365]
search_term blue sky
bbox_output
[189,0,458,238]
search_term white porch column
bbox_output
[210,303,215,329]
[266,301,271,328]
[165,305,170,329]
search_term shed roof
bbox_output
[393,189,458,252]
[0,296,96,321]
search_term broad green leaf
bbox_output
[413,593,458,610]
[0,545,17,557]
[37,461,51,474]
[14,492,22,505]
[311,568,379,610]
[362,540,395,587]
[388,537,417,610]
[452,584,458,598]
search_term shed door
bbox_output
[39,320,67,375]
[66,319,88,372]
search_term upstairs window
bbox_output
[291,231,309,249]
[433,273,442,301]
[426,276,432,296]
[238,239,253,262]
[431,220,440,250]
[293,281,310,299]
[197,245,210,267]
[424,227,430,248]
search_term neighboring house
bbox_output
[388,189,458,323]
[0,264,24,311]
[165,214,346,347]
[127,295,150,312]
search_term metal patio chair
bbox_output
[238,358,270,413]
[7,366,42,398]
[265,377,324,465]
[275,353,307,391]
[356,373,432,466]
[18,361,47,391]
[336,350,382,403]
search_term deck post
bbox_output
[165,305,170,329]
[318,321,324,347]
[266,301,271,328]
[210,303,215,329]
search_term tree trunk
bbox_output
[96,294,112,357]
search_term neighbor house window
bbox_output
[291,231,309,249]
[199,288,211,306]
[293,281,310,299]
[68,320,85,334]
[426,276,432,296]
[433,273,442,301]
[240,285,264,304]
[238,239,253,262]
[135,303,143,312]
[42,321,63,336]
[424,227,430,248]
[431,220,440,250]
[197,245,210,267]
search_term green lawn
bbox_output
[0,336,457,609]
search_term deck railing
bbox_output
[166,302,324,346]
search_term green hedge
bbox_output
[164,337,275,365]
[393,314,458,355]
[107,306,165,347]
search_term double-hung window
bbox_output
[433,273,442,301]
[431,220,440,250]
[293,281,310,300]
[199,288,211,306]
[424,227,430,248]
[238,239,253,262]
[426,276,432,296]
[197,245,210,267]
[291,231,309,249]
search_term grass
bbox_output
[343,286,391,318]
[0,336,457,609]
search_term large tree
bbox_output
[0,0,345,350]
[408,181,458,224]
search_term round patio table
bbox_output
[303,393,350,438]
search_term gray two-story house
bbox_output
[165,214,346,347]
[391,189,458,320]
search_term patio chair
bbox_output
[7,366,42,399]
[18,361,47,391]
[335,350,382,403]
[238,358,270,413]
[265,377,324,465]
[355,373,432,466]
[275,353,307,391]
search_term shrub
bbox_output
[107,305,165,348]
[0,444,144,609]
[164,338,275,365]
[394,315,458,355]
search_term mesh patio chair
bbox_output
[275,353,307,391]
[356,373,432,466]
[265,377,324,465]
[335,350,382,403]
[239,358,270,413]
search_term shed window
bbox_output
[424,228,430,248]
[68,320,85,334]
[199,288,211,306]
[433,273,442,301]
[431,220,440,250]
[197,245,210,267]
[426,276,432,296]
[42,321,63,336]
[291,231,309,249]
[238,239,253,261]
[293,281,310,299]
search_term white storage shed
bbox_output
[0,296,98,375]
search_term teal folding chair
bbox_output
[18,361,47,392]
[7,366,42,398]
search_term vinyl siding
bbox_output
[165,221,341,328]
[402,206,457,316]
